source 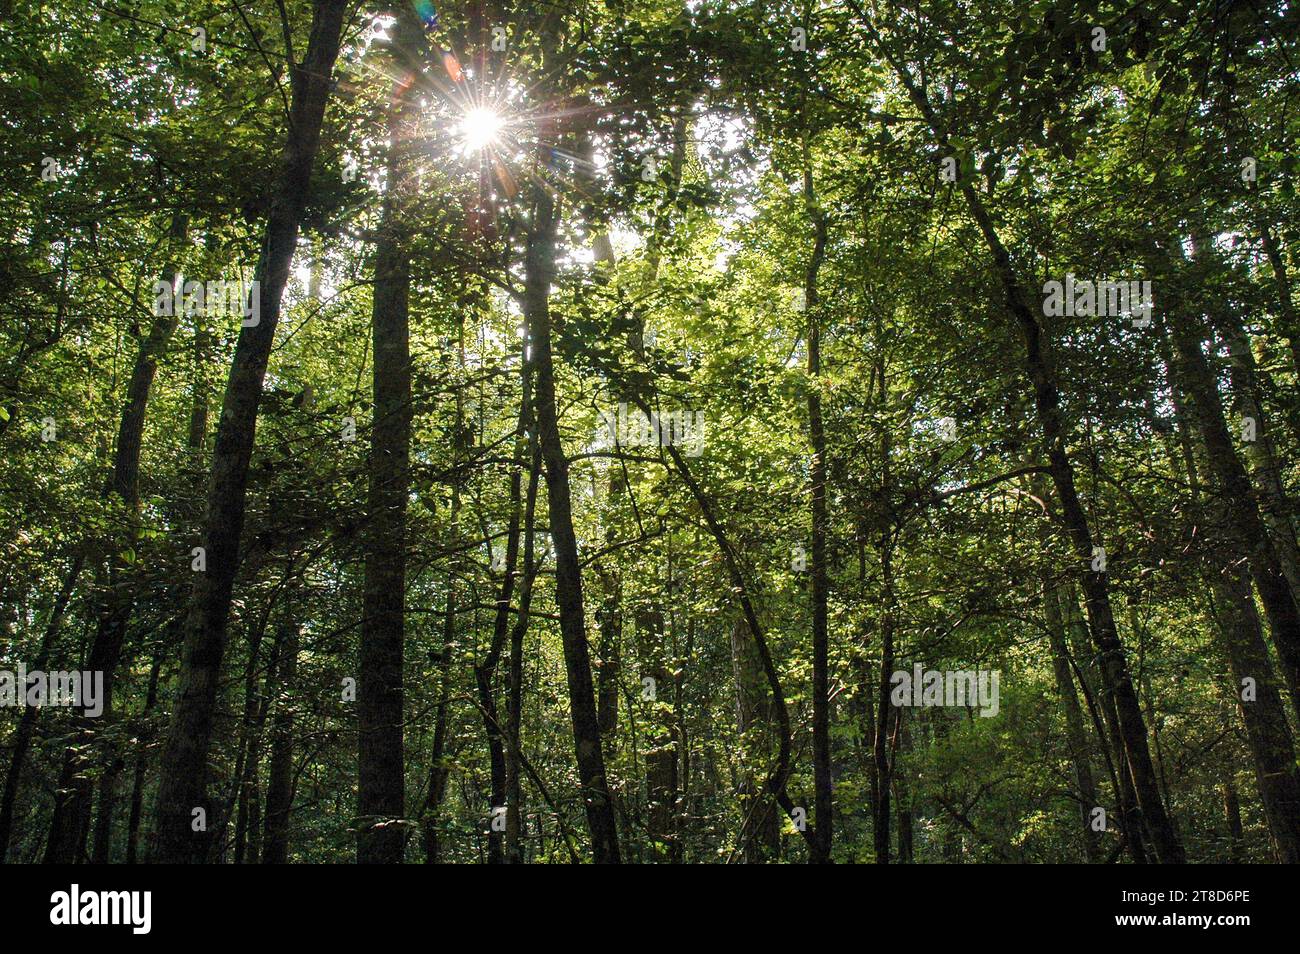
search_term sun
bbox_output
[456,107,505,153]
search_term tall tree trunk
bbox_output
[1035,471,1104,863]
[1206,559,1300,862]
[504,440,542,863]
[872,352,895,865]
[421,575,457,864]
[357,10,419,863]
[1043,581,1103,862]
[473,370,530,865]
[524,186,621,863]
[852,616,881,857]
[672,618,691,861]
[893,710,913,863]
[802,160,833,865]
[231,635,268,864]
[128,339,203,865]
[591,217,624,743]
[153,0,349,863]
[873,579,894,864]
[1162,348,1300,862]
[263,622,299,864]
[125,649,163,864]
[89,756,122,864]
[1062,579,1149,862]
[227,581,285,863]
[1218,315,1300,606]
[1164,268,1300,725]
[473,609,510,865]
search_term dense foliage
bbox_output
[1,0,1298,863]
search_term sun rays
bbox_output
[349,6,622,219]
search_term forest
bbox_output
[1,0,1298,865]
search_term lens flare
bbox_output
[413,0,438,30]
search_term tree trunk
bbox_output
[1043,582,1103,862]
[873,353,895,865]
[153,0,349,863]
[730,614,781,863]
[422,511,460,865]
[263,622,299,864]
[221,569,279,862]
[853,618,880,858]
[1165,277,1300,725]
[1162,347,1300,862]
[524,185,621,863]
[229,587,280,864]
[474,639,509,866]
[89,756,122,863]
[874,592,894,864]
[802,161,833,865]
[592,220,624,743]
[893,710,913,862]
[504,440,542,864]
[357,10,419,862]
[472,345,532,864]
[473,414,525,864]
[1219,316,1300,611]
[1062,584,1150,863]
[124,649,163,864]
[1206,559,1300,862]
